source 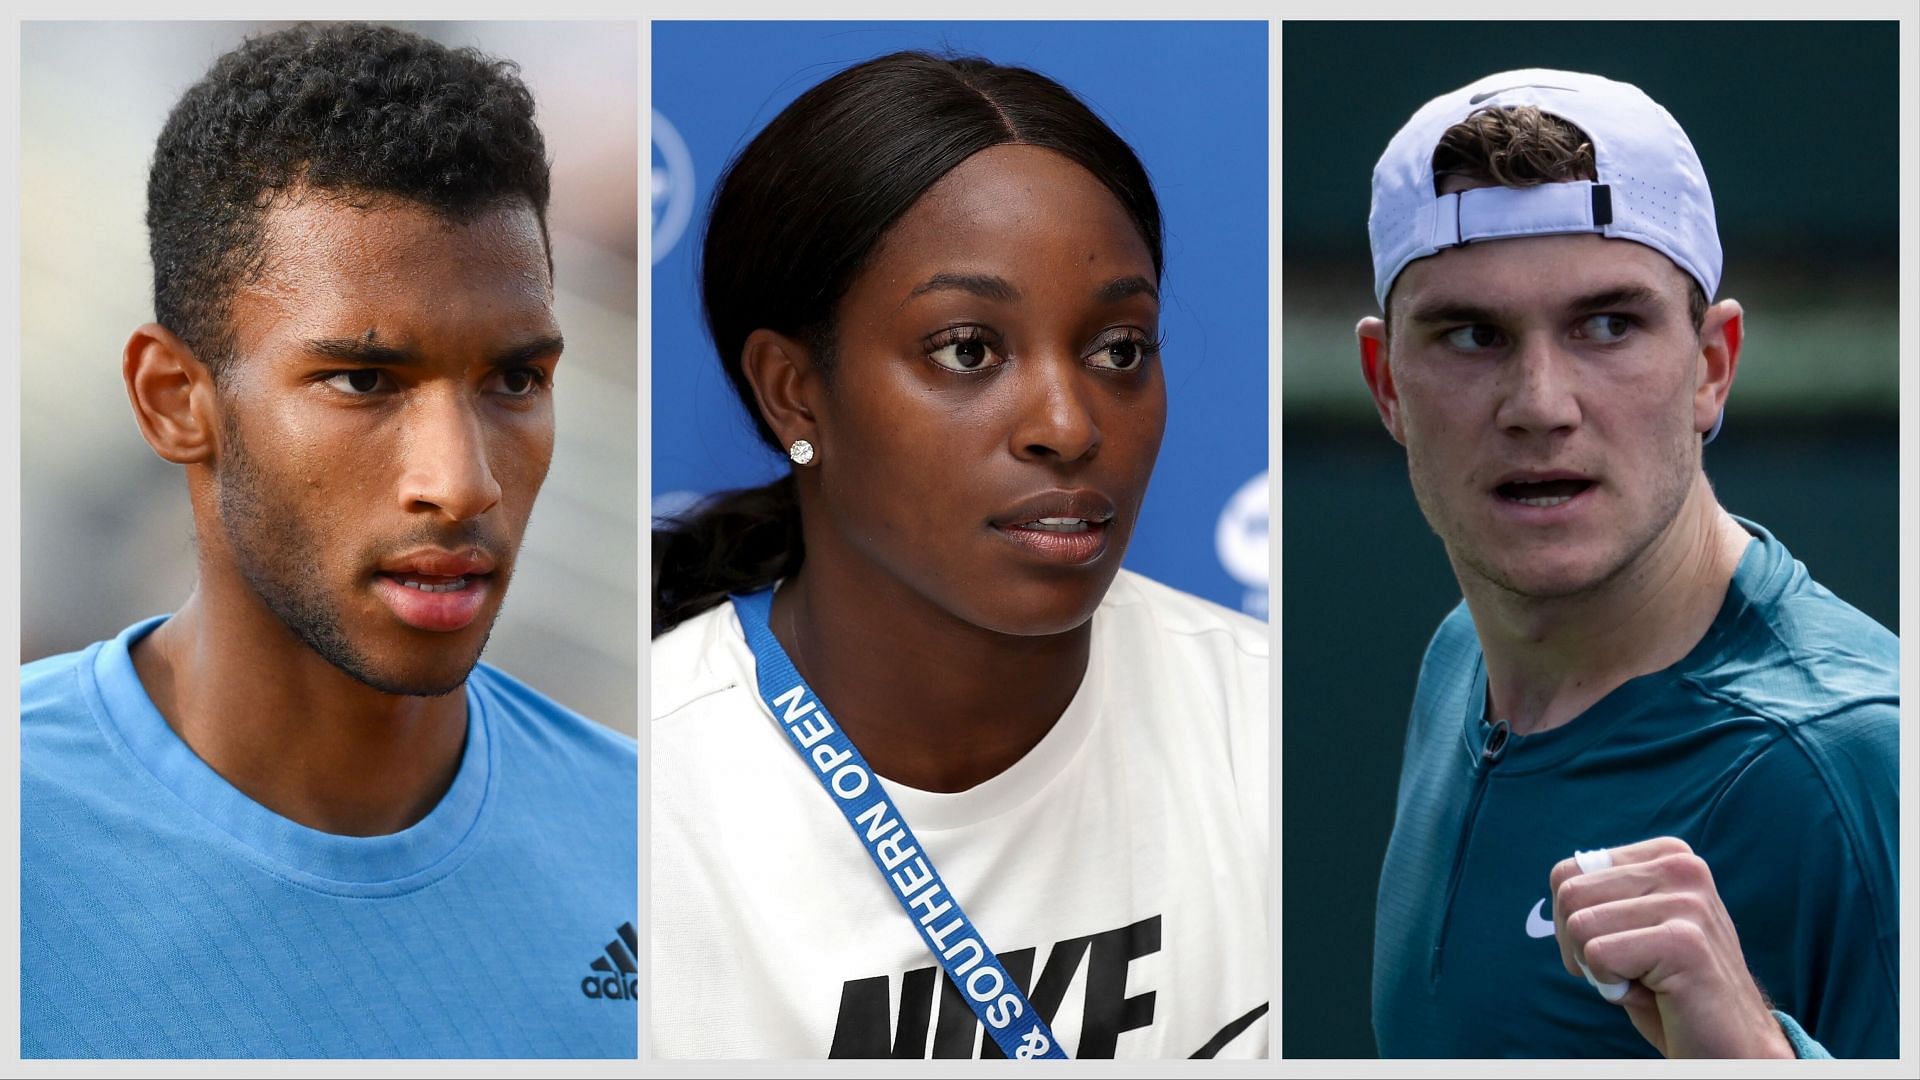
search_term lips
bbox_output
[990,490,1117,529]
[378,549,497,578]
[1491,470,1597,513]
[1497,478,1592,507]
[372,548,499,632]
[989,490,1117,566]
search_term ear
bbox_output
[123,322,219,465]
[1695,299,1743,436]
[739,328,824,453]
[1356,316,1406,444]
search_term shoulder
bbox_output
[22,635,130,767]
[1417,600,1478,668]
[647,599,786,793]
[1691,531,1899,901]
[1099,569,1268,664]
[21,644,112,792]
[650,598,753,725]
[1409,601,1479,703]
[1751,573,1895,677]
[21,644,97,722]
[23,617,169,737]
[1716,521,1896,682]
[467,662,636,768]
[1094,571,1269,723]
[21,634,150,834]
[1098,572,1269,849]
[1689,528,1898,747]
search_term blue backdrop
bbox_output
[652,21,1268,618]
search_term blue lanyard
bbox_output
[731,588,1068,1060]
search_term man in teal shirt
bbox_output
[1355,69,1897,1058]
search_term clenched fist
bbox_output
[1550,837,1793,1059]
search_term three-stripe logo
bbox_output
[581,922,639,1001]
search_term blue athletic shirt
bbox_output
[21,617,638,1058]
[1373,519,1898,1058]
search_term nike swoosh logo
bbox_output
[1525,899,1556,938]
[1470,83,1576,105]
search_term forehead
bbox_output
[858,144,1154,290]
[1392,233,1692,321]
[230,193,554,355]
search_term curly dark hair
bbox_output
[1431,104,1596,191]
[146,22,552,377]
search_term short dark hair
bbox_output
[147,22,552,377]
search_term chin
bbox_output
[964,571,1116,638]
[1471,547,1624,600]
[302,618,494,698]
[341,647,487,698]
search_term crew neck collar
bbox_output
[724,596,1103,832]
[83,616,495,895]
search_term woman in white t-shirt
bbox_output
[650,51,1268,1059]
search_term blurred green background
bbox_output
[1280,21,1900,1058]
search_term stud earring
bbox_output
[787,439,816,466]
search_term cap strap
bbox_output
[1430,181,1611,249]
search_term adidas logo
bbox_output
[580,921,638,1002]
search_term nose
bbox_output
[1009,355,1101,464]
[1494,334,1582,437]
[397,390,502,521]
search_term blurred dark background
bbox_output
[1280,21,1900,1058]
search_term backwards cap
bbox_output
[1368,68,1720,312]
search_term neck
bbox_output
[1462,480,1750,736]
[130,578,468,837]
[767,558,1091,794]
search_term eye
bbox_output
[322,369,391,395]
[1441,324,1505,352]
[488,367,549,397]
[926,329,1005,373]
[1087,331,1161,371]
[1577,313,1635,344]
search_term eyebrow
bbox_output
[902,273,1159,306]
[302,333,566,368]
[905,273,1020,304]
[1096,275,1159,305]
[1403,299,1502,327]
[1563,284,1665,314]
[1405,283,1666,326]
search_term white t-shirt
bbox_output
[649,570,1269,1059]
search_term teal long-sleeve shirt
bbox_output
[1372,520,1898,1058]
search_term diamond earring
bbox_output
[787,439,816,466]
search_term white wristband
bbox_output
[1573,848,1632,1002]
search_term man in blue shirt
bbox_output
[21,23,635,1058]
[1355,70,1897,1058]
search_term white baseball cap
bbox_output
[1368,68,1721,312]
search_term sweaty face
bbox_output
[810,144,1166,635]
[213,194,561,695]
[1385,233,1706,599]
